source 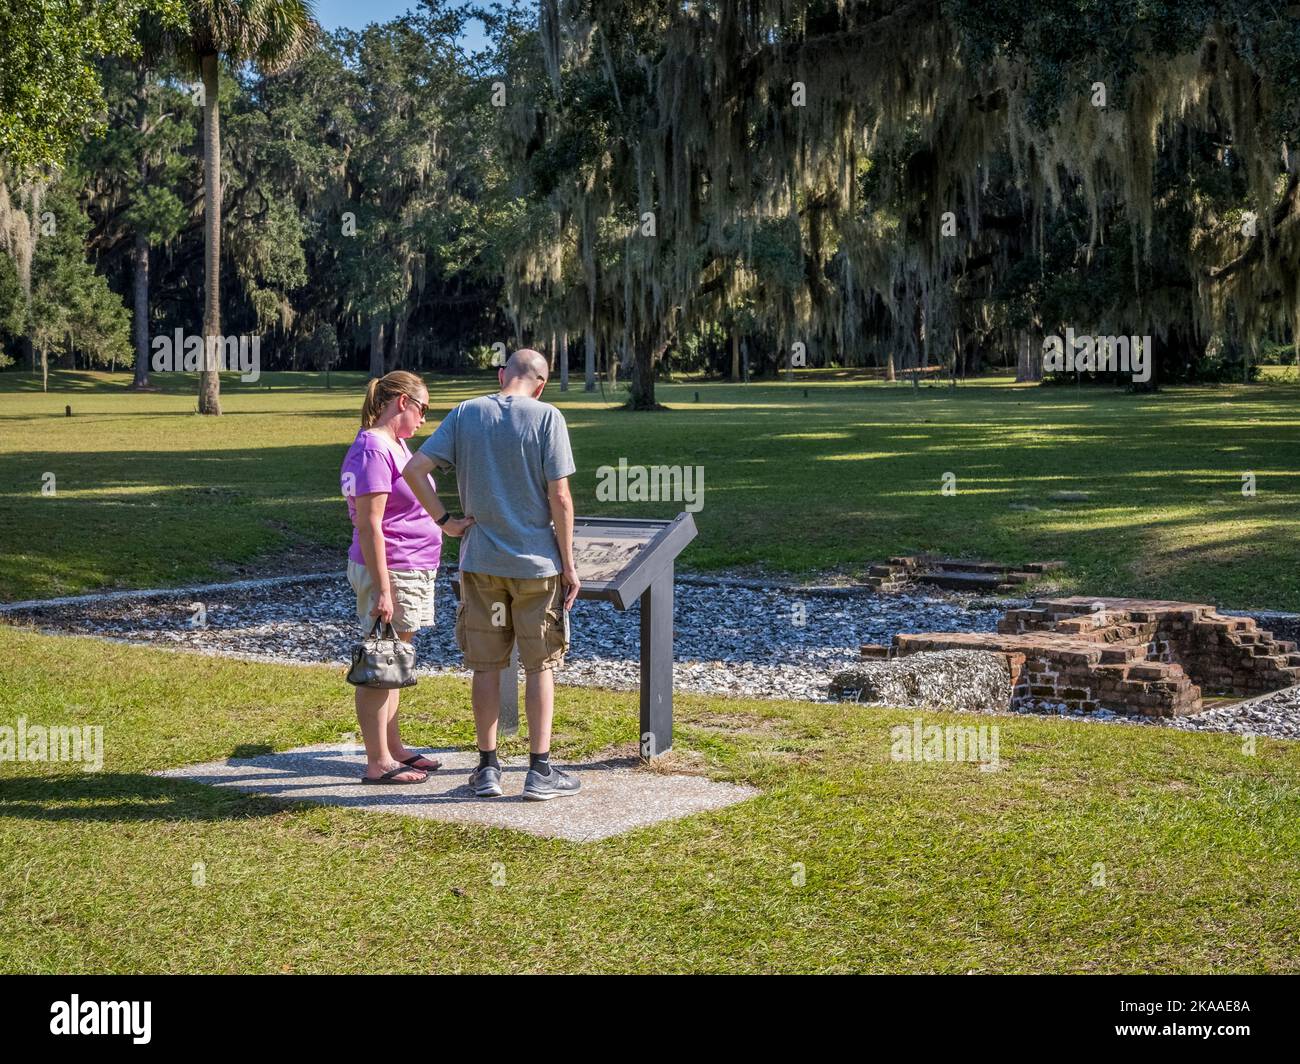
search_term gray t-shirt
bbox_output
[419,393,576,578]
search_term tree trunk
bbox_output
[1015,330,1043,382]
[730,331,739,380]
[627,338,668,410]
[369,317,385,378]
[131,66,151,389]
[560,333,569,391]
[132,234,151,389]
[885,345,896,381]
[584,324,596,391]
[41,346,48,392]
[390,315,404,372]
[18,184,40,374]
[198,53,222,415]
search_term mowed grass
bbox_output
[1,368,1299,608]
[1,627,1298,974]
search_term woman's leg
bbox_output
[386,631,441,770]
[356,684,422,781]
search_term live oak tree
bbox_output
[507,0,1300,406]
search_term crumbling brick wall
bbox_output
[879,596,1299,717]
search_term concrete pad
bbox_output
[155,744,759,842]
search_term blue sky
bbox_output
[313,0,491,50]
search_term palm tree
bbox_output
[164,1,317,414]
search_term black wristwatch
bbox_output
[436,511,452,526]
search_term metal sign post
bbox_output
[453,513,697,758]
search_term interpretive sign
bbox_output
[452,513,697,757]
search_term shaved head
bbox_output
[502,348,549,383]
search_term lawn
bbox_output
[2,368,1298,609]
[1,626,1298,974]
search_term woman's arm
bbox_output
[355,492,393,623]
[403,452,475,537]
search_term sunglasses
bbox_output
[405,395,429,416]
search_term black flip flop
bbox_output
[401,754,442,772]
[361,765,428,785]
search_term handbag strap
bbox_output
[367,616,398,641]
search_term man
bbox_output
[402,349,582,801]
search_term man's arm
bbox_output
[548,476,580,609]
[402,452,475,538]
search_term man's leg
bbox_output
[523,667,554,754]
[471,669,502,751]
[467,669,505,796]
[516,577,578,800]
[459,573,513,796]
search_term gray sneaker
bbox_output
[523,765,581,801]
[468,765,503,797]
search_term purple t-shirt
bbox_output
[342,429,442,570]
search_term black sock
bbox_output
[478,748,499,770]
[529,751,551,775]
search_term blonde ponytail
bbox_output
[360,370,425,427]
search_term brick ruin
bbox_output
[866,556,1065,594]
[865,597,1300,717]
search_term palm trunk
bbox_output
[198,53,222,415]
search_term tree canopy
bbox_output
[1,1,1298,402]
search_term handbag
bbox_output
[345,618,418,689]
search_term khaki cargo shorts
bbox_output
[347,561,437,635]
[456,570,569,674]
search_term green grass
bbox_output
[2,368,1300,608]
[2,627,1298,973]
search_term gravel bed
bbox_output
[1014,690,1300,740]
[6,569,1300,741]
[3,570,1005,704]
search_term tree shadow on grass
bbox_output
[0,772,288,823]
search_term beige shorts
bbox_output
[456,570,569,674]
[347,561,437,635]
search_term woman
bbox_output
[341,371,472,783]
